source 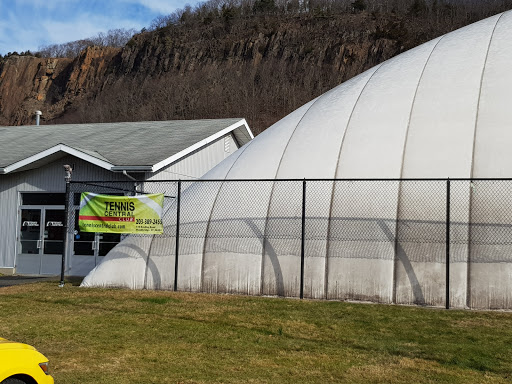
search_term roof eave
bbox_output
[111,166,154,172]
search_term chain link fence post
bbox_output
[446,178,451,309]
[300,179,306,299]
[60,166,72,287]
[174,180,182,292]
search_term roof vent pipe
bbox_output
[35,110,42,126]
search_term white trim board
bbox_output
[0,144,114,174]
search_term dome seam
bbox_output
[275,96,324,178]
[397,36,445,180]
[324,63,384,299]
[199,140,256,292]
[392,35,445,303]
[258,99,320,296]
[332,64,384,179]
[466,11,505,308]
[469,12,505,180]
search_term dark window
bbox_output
[21,193,65,205]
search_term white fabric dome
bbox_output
[82,11,512,309]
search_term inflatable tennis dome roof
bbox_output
[82,11,512,310]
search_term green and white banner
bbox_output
[79,193,164,234]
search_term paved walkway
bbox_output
[0,275,59,287]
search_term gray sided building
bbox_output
[0,119,253,276]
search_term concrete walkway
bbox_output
[0,275,59,287]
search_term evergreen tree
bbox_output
[352,0,366,12]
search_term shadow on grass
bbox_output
[65,276,85,286]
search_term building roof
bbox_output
[0,119,253,174]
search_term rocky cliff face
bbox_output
[0,11,479,132]
[116,13,403,78]
[0,55,69,125]
[0,47,119,126]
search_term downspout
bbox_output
[122,170,137,181]
[122,170,138,196]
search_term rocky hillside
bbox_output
[1,4,510,133]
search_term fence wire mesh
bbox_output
[67,178,512,306]
[68,179,512,257]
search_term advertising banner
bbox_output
[79,193,164,234]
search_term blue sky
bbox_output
[0,0,198,55]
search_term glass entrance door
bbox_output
[17,207,65,275]
[41,209,65,275]
[18,209,42,274]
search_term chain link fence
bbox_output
[67,179,512,309]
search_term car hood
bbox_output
[0,338,36,351]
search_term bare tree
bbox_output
[38,28,136,58]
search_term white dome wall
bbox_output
[83,11,512,309]
[469,11,512,309]
[395,13,503,307]
[324,37,440,303]
[200,101,316,295]
[270,67,381,298]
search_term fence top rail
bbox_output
[70,182,135,192]
[70,178,512,184]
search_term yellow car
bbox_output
[0,338,54,384]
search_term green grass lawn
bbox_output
[0,281,511,383]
